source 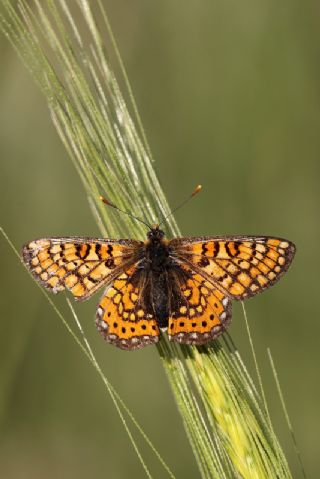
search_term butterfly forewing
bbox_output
[170,236,296,300]
[22,237,142,301]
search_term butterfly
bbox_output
[22,212,296,350]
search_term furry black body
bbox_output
[132,227,187,328]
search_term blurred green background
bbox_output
[0,1,319,478]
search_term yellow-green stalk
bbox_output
[0,1,293,477]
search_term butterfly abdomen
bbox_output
[139,235,172,327]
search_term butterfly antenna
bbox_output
[158,184,202,227]
[99,195,151,229]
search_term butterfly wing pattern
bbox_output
[170,236,296,299]
[96,265,160,350]
[166,263,232,345]
[22,231,295,350]
[166,236,295,345]
[22,237,141,300]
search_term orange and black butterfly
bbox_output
[22,191,295,350]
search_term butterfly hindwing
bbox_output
[96,265,160,350]
[170,236,295,299]
[167,265,231,344]
[22,237,142,301]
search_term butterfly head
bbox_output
[147,224,165,241]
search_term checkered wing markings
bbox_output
[96,265,160,351]
[22,237,142,301]
[170,236,296,299]
[167,265,231,345]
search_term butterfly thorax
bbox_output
[144,227,171,273]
